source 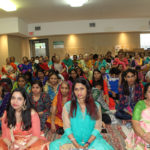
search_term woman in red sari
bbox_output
[0,88,49,150]
[46,81,72,141]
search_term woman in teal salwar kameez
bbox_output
[50,78,114,150]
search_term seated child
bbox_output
[92,81,111,125]
[106,67,120,100]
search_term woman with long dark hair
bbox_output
[29,80,51,131]
[0,88,49,149]
[90,69,104,88]
[90,69,115,110]
[68,69,79,84]
[76,67,87,79]
[50,78,113,150]
[115,68,143,120]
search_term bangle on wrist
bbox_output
[85,141,90,146]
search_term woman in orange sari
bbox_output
[46,81,72,141]
[1,57,16,81]
[0,88,49,150]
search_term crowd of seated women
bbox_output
[0,50,150,149]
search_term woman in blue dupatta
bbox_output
[50,78,114,150]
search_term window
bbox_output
[35,43,46,49]
[140,34,150,50]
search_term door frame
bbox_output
[29,38,49,57]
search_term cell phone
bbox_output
[101,128,107,133]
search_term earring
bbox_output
[22,103,27,110]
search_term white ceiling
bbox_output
[0,0,150,23]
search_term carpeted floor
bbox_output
[102,124,127,150]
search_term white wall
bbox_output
[0,18,18,35]
[1,17,150,37]
[18,18,28,36]
[28,18,150,37]
[0,17,28,36]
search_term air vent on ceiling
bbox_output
[35,26,41,31]
[89,22,96,27]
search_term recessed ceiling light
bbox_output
[0,0,16,12]
[66,0,88,7]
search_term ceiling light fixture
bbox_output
[0,0,16,12]
[66,0,88,7]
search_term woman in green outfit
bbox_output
[126,83,150,150]
[49,77,114,150]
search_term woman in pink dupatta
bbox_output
[46,81,72,141]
